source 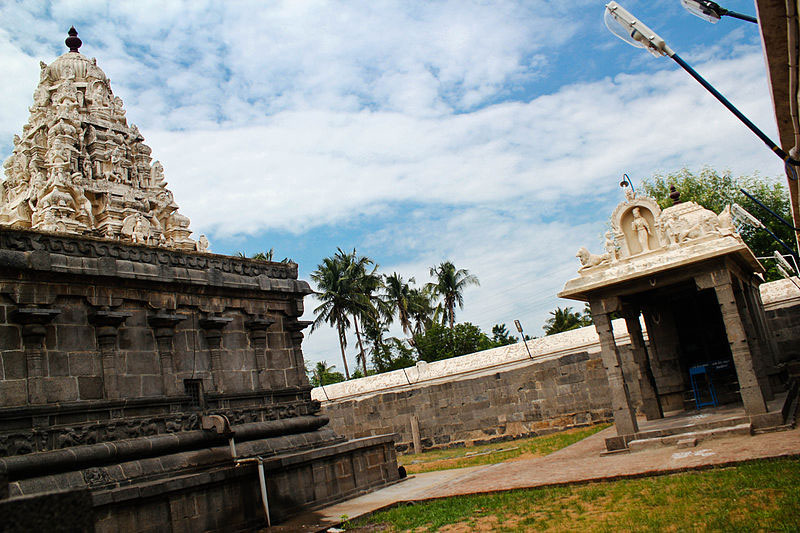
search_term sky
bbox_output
[0,0,785,374]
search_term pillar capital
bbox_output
[11,307,61,327]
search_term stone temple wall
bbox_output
[0,229,399,530]
[316,278,800,453]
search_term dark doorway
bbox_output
[670,287,739,407]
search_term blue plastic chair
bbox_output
[689,364,718,409]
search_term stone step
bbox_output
[627,423,752,452]
[632,414,748,442]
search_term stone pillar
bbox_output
[736,279,775,399]
[199,315,233,393]
[590,300,638,436]
[410,415,422,454]
[621,306,663,420]
[148,312,185,396]
[286,320,312,387]
[11,307,61,405]
[246,316,275,390]
[712,280,768,415]
[89,309,131,400]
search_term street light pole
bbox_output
[739,188,800,232]
[604,2,799,179]
[514,320,534,360]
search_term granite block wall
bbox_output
[323,349,640,453]
[322,281,800,454]
[766,302,800,365]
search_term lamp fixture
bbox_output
[680,0,757,24]
[604,2,799,180]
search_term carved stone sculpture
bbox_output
[572,185,748,276]
[631,207,652,253]
[0,31,201,251]
[577,246,610,270]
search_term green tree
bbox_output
[308,361,345,387]
[383,272,415,336]
[642,167,794,280]
[310,255,353,379]
[427,261,480,330]
[371,337,417,373]
[408,286,436,336]
[543,306,591,336]
[491,323,518,346]
[413,321,494,362]
[335,248,382,377]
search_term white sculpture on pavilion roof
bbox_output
[563,182,756,295]
[0,28,205,252]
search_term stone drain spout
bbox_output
[202,414,271,526]
[201,414,235,458]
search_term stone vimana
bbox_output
[1,27,202,252]
[0,28,398,532]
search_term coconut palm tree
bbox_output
[309,361,344,387]
[408,285,436,336]
[310,255,353,379]
[543,306,591,335]
[426,261,480,330]
[334,248,381,377]
[383,272,415,336]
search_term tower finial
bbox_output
[66,26,82,53]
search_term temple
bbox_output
[560,187,796,451]
[1,28,201,251]
[0,29,398,531]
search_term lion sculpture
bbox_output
[576,247,610,270]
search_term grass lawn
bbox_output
[347,457,800,532]
[398,424,610,475]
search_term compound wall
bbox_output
[316,279,800,453]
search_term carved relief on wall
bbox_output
[0,31,203,252]
[574,187,745,275]
[0,400,319,457]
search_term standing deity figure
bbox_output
[131,214,148,244]
[631,207,652,253]
[69,172,94,227]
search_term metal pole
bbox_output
[721,9,757,23]
[514,320,534,360]
[740,188,800,231]
[258,460,271,528]
[759,224,798,259]
[670,53,800,177]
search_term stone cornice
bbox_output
[0,228,311,294]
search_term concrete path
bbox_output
[268,424,800,532]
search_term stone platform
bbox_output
[613,387,797,452]
[0,229,399,530]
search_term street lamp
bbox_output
[731,203,799,259]
[680,0,757,24]
[619,173,635,194]
[604,2,799,180]
[772,250,800,291]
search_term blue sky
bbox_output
[0,1,785,372]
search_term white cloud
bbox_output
[0,2,786,371]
